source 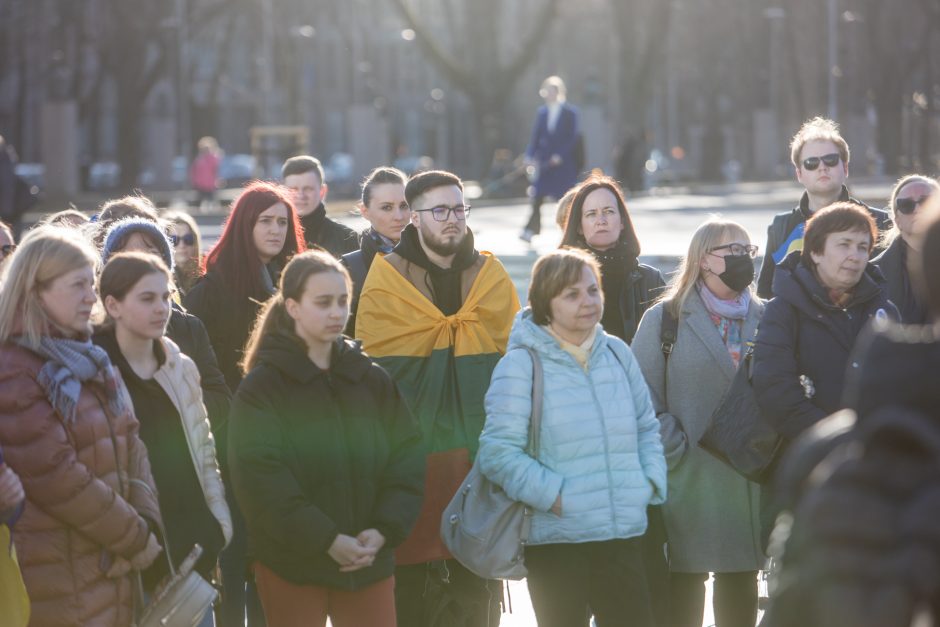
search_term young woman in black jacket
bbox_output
[182,181,306,627]
[229,250,425,627]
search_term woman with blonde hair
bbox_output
[162,210,203,296]
[0,227,163,626]
[632,218,765,627]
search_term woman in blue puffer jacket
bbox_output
[477,248,667,627]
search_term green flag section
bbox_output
[356,252,519,564]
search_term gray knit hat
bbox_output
[101,217,174,271]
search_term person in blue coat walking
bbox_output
[478,248,666,627]
[521,76,580,242]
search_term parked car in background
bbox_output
[218,153,256,188]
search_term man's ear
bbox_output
[320,183,329,203]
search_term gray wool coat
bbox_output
[632,289,765,573]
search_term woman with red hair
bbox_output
[183,180,305,627]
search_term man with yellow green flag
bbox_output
[356,169,519,626]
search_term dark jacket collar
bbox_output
[255,330,371,384]
[773,249,887,315]
[798,185,852,219]
[392,224,479,274]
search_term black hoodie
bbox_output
[229,332,425,589]
[391,224,480,316]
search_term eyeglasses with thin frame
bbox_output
[709,243,758,258]
[895,195,931,215]
[169,233,196,246]
[0,244,15,259]
[414,204,470,222]
[801,153,841,171]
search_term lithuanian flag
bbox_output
[356,252,519,563]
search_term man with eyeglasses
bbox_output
[756,117,890,298]
[355,169,519,627]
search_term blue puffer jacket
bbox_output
[478,309,667,546]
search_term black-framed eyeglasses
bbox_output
[895,195,931,215]
[414,204,470,222]
[169,233,196,246]
[801,153,841,171]
[0,244,16,259]
[709,243,758,258]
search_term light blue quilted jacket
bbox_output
[478,308,667,545]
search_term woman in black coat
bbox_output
[182,181,306,627]
[559,174,665,344]
[762,203,940,627]
[229,250,424,627]
[753,202,898,443]
[871,174,939,324]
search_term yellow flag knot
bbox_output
[443,311,481,343]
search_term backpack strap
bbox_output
[515,346,543,457]
[659,301,678,362]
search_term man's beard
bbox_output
[420,223,466,258]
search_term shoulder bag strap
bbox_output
[516,346,543,458]
[659,301,678,396]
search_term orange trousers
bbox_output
[253,562,396,627]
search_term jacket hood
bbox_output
[772,249,887,315]
[255,330,372,383]
[506,308,609,366]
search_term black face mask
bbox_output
[717,255,755,293]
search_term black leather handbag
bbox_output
[659,305,782,484]
[698,345,782,484]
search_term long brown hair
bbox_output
[240,250,352,374]
[98,252,173,328]
[559,174,640,257]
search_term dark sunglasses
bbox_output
[801,153,841,171]
[0,244,15,258]
[895,195,931,215]
[170,233,196,246]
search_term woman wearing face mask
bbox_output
[229,250,424,627]
[93,253,231,625]
[632,218,765,627]
[871,175,939,324]
[478,248,666,627]
[0,227,163,627]
[559,174,665,345]
[341,167,409,336]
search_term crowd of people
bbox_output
[0,111,938,627]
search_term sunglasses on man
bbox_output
[801,153,841,171]
[895,196,931,215]
[169,233,196,246]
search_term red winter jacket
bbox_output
[0,342,162,627]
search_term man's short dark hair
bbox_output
[802,202,877,264]
[281,155,324,182]
[404,170,463,208]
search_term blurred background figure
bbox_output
[39,208,90,229]
[521,76,580,243]
[191,137,222,213]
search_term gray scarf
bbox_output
[17,336,126,423]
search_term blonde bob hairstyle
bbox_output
[658,217,757,318]
[240,249,352,375]
[528,248,603,326]
[0,226,100,348]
